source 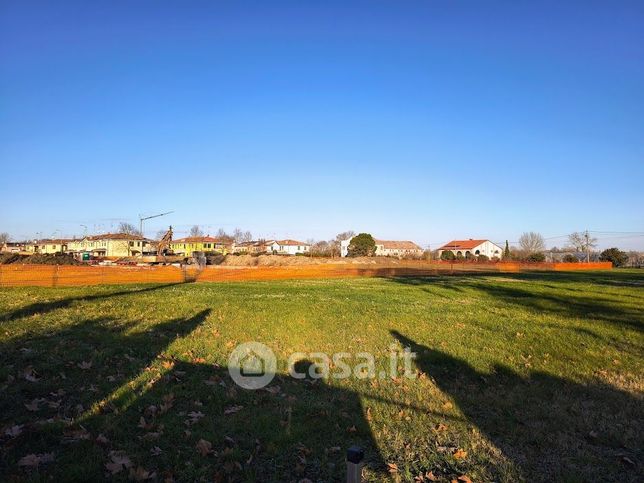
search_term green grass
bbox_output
[1,270,642,482]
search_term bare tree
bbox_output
[568,231,597,262]
[189,225,204,237]
[519,232,545,253]
[215,228,234,243]
[232,228,253,243]
[118,222,141,236]
[0,232,10,245]
[155,229,167,240]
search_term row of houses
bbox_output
[2,233,505,260]
[0,233,315,258]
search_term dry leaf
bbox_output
[457,476,472,483]
[18,453,54,467]
[78,361,92,370]
[4,424,24,437]
[224,405,243,415]
[96,433,110,445]
[387,462,399,473]
[195,439,213,456]
[105,451,132,475]
[150,446,162,456]
[24,398,43,412]
[453,448,468,460]
[23,366,39,382]
[129,466,155,481]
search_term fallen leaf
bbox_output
[457,476,472,483]
[453,448,468,460]
[105,451,132,475]
[23,366,39,382]
[18,453,54,467]
[78,361,92,370]
[4,424,24,437]
[195,439,213,456]
[224,405,243,415]
[96,433,110,445]
[387,462,399,473]
[129,466,155,481]
[621,456,635,466]
[24,398,43,412]
[150,446,162,456]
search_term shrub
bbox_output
[348,233,376,257]
[525,252,545,263]
[440,251,455,261]
[562,254,578,263]
[599,247,629,267]
[477,254,489,262]
[456,252,465,261]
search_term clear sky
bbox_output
[1,1,643,249]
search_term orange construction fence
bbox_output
[0,261,613,288]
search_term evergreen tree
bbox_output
[504,240,511,259]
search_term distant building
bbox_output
[438,239,503,259]
[340,236,423,258]
[67,233,153,258]
[1,242,25,253]
[24,239,72,254]
[170,236,231,256]
[232,240,274,254]
[266,239,311,255]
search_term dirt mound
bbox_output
[220,254,397,267]
[21,253,81,265]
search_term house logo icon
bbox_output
[228,342,276,389]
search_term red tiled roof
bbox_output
[375,240,422,250]
[439,239,488,250]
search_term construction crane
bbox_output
[138,211,174,238]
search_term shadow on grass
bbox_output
[1,283,183,323]
[388,271,644,334]
[390,330,643,482]
[0,309,384,481]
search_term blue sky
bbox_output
[1,1,643,249]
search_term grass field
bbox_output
[1,270,642,482]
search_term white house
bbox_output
[266,239,310,255]
[340,236,423,258]
[437,239,503,259]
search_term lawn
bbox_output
[0,270,642,482]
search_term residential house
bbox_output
[24,239,72,254]
[1,242,26,253]
[232,240,274,254]
[266,239,311,255]
[170,236,231,256]
[438,239,503,259]
[67,233,153,258]
[340,236,423,258]
[374,240,423,257]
